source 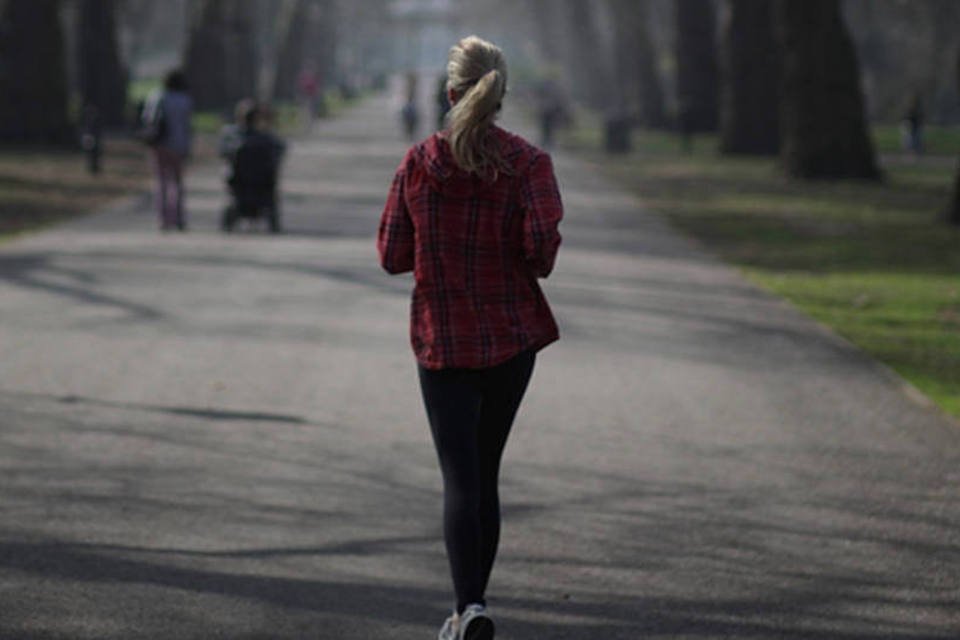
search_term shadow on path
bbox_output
[0,538,952,639]
[53,393,309,425]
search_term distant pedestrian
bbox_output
[678,98,695,155]
[436,71,451,130]
[378,35,563,640]
[79,104,102,175]
[902,93,924,156]
[536,78,565,149]
[298,65,321,131]
[401,99,420,140]
[401,71,420,140]
[142,69,193,231]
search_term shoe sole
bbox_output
[463,616,494,640]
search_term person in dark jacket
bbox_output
[378,35,563,640]
[219,99,286,232]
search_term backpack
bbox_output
[138,96,167,147]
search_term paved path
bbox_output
[1,94,959,639]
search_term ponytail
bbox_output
[445,36,510,177]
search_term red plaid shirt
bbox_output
[378,127,562,370]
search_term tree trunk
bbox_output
[272,0,308,101]
[313,0,339,103]
[720,0,780,154]
[78,0,127,127]
[949,49,960,225]
[675,0,720,133]
[564,0,613,110]
[608,0,666,129]
[634,1,667,129]
[184,0,257,112]
[528,0,564,63]
[950,162,960,225]
[777,0,880,180]
[0,0,72,144]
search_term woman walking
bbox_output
[377,36,563,640]
[143,69,193,231]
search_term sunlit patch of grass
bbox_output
[128,77,161,104]
[567,123,960,418]
[191,111,226,135]
[751,270,960,415]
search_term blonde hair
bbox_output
[445,36,509,176]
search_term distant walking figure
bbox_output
[142,69,193,231]
[902,93,925,156]
[436,71,452,130]
[536,78,565,150]
[378,36,563,640]
[298,65,321,131]
[401,71,421,140]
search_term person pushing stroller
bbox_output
[219,99,286,233]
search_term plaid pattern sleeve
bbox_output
[377,153,415,274]
[521,153,563,277]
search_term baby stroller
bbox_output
[221,128,284,233]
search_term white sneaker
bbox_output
[437,612,459,640]
[459,604,494,640]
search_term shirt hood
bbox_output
[413,127,537,189]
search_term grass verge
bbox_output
[0,137,152,241]
[562,123,960,418]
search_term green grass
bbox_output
[562,123,960,419]
[190,87,366,137]
[129,77,161,104]
[873,124,960,155]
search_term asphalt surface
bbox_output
[1,93,959,639]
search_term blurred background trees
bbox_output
[184,0,258,111]
[272,0,313,102]
[563,0,614,112]
[674,0,720,134]
[77,0,128,127]
[0,0,72,143]
[0,0,954,196]
[609,0,666,130]
[719,0,779,155]
[951,47,960,226]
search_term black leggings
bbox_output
[418,350,536,614]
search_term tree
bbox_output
[272,0,309,101]
[777,0,880,180]
[336,0,391,90]
[675,0,720,133]
[949,48,960,225]
[183,0,257,112]
[527,0,564,63]
[950,160,960,225]
[78,0,127,127]
[608,0,666,129]
[842,0,960,123]
[719,0,780,154]
[272,0,338,108]
[564,0,613,110]
[0,0,72,144]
